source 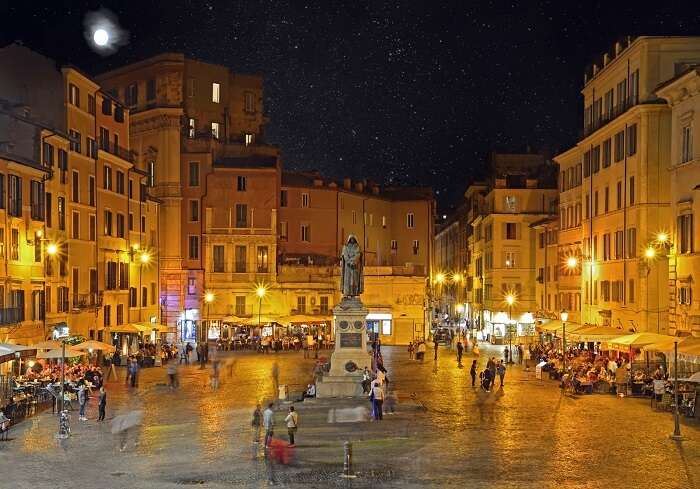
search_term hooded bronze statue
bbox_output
[340,235,363,297]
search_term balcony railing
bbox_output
[0,307,23,325]
[99,139,135,162]
[72,292,103,310]
[582,98,637,138]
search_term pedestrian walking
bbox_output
[77,384,87,421]
[251,403,262,443]
[98,386,107,421]
[417,341,426,362]
[371,380,385,420]
[196,342,202,364]
[285,406,299,447]
[433,337,439,361]
[517,344,523,365]
[263,402,275,447]
[504,347,510,363]
[167,362,178,389]
[488,357,497,385]
[497,360,506,387]
[456,340,464,367]
[129,358,139,387]
[407,341,415,360]
[210,359,221,391]
[470,360,477,387]
[480,368,492,392]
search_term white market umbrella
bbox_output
[36,347,86,359]
[0,343,33,354]
[33,340,63,350]
[73,340,116,353]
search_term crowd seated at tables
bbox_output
[214,333,333,353]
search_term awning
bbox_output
[608,332,676,352]
[278,314,331,324]
[242,315,280,326]
[222,316,248,323]
[568,325,628,342]
[132,322,169,333]
[535,321,583,334]
[643,336,700,355]
[109,324,141,334]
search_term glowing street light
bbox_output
[566,256,578,269]
[645,246,656,259]
[435,272,446,284]
[505,294,515,306]
[255,286,267,299]
[656,232,669,244]
[139,252,151,264]
[46,243,58,256]
[452,273,462,283]
[205,292,215,303]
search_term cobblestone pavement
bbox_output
[2,343,699,488]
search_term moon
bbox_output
[93,28,109,46]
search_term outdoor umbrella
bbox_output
[0,343,33,353]
[33,339,63,350]
[73,340,116,352]
[679,372,700,383]
[36,347,85,359]
[111,410,144,434]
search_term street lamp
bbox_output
[505,294,515,363]
[560,309,569,383]
[671,339,682,440]
[137,249,151,322]
[566,256,578,269]
[435,272,445,284]
[202,292,214,369]
[256,285,267,329]
[644,246,656,259]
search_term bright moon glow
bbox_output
[93,29,109,46]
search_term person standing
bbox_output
[97,386,107,421]
[285,406,299,447]
[470,360,478,387]
[167,362,178,389]
[407,342,415,360]
[78,384,87,421]
[251,404,262,444]
[497,360,506,387]
[488,357,497,386]
[517,344,523,365]
[504,347,510,364]
[456,340,464,367]
[371,380,385,420]
[433,337,439,361]
[417,341,426,362]
[263,402,275,447]
[130,358,139,387]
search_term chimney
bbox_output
[355,182,364,192]
[371,185,380,195]
[313,178,323,187]
[343,178,351,190]
[603,53,610,66]
[615,42,623,55]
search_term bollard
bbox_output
[341,441,357,478]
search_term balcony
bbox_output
[72,292,103,310]
[99,139,135,162]
[0,307,23,325]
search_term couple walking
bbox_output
[255,403,300,448]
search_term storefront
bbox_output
[366,312,392,342]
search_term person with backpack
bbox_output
[497,360,507,387]
[285,406,299,447]
[470,360,478,387]
[97,386,107,421]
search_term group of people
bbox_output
[475,357,507,392]
[252,402,300,449]
[407,341,428,361]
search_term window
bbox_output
[116,170,125,194]
[189,162,200,186]
[614,130,625,162]
[592,145,600,173]
[72,211,80,239]
[188,118,196,138]
[125,83,138,107]
[103,305,111,326]
[237,176,247,191]
[615,230,624,259]
[382,216,387,228]
[189,200,199,222]
[505,223,517,239]
[69,130,82,154]
[296,296,306,314]
[10,229,18,260]
[413,240,419,255]
[103,165,112,190]
[629,69,639,104]
[146,78,156,101]
[141,215,146,233]
[211,122,220,139]
[407,212,415,229]
[235,245,246,273]
[679,285,692,306]
[301,193,310,208]
[594,191,599,216]
[69,84,80,107]
[141,287,148,307]
[88,94,96,114]
[147,162,155,188]
[604,89,614,119]
[585,194,590,219]
[301,224,311,242]
[280,190,288,207]
[104,209,112,236]
[390,240,397,252]
[116,213,125,238]
[89,176,95,206]
[188,236,199,259]
[187,278,196,295]
[679,214,693,253]
[102,97,112,115]
[352,211,357,224]
[627,124,637,156]
[89,214,96,241]
[279,221,288,239]
[626,227,637,258]
[99,127,109,151]
[69,170,79,203]
[602,139,611,168]
[30,180,44,220]
[235,296,246,316]
[128,213,134,231]
[320,296,329,315]
[128,180,133,199]
[43,142,54,167]
[617,78,628,108]
[212,83,220,103]
[119,262,128,290]
[603,233,611,261]
[187,78,195,98]
[616,181,622,210]
[682,124,693,163]
[116,304,124,325]
[105,261,117,290]
[604,187,609,213]
[58,197,65,230]
[235,204,247,228]
[583,150,591,177]
[628,279,635,304]
[244,133,254,146]
[257,246,269,273]
[505,251,515,268]
[244,92,255,113]
[87,137,97,158]
[45,192,51,227]
[213,245,225,272]
[629,176,635,205]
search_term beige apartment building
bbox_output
[554,36,700,335]
[656,66,700,335]
[0,44,160,348]
[462,153,558,343]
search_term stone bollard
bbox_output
[341,441,357,478]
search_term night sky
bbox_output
[3,1,700,210]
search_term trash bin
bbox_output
[278,384,288,400]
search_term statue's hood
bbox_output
[346,234,358,244]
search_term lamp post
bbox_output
[57,338,68,439]
[560,309,568,383]
[203,292,214,369]
[256,285,267,330]
[671,339,682,440]
[138,250,151,323]
[506,294,515,363]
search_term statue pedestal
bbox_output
[316,297,372,398]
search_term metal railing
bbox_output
[0,307,23,325]
[72,292,103,309]
[99,139,135,162]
